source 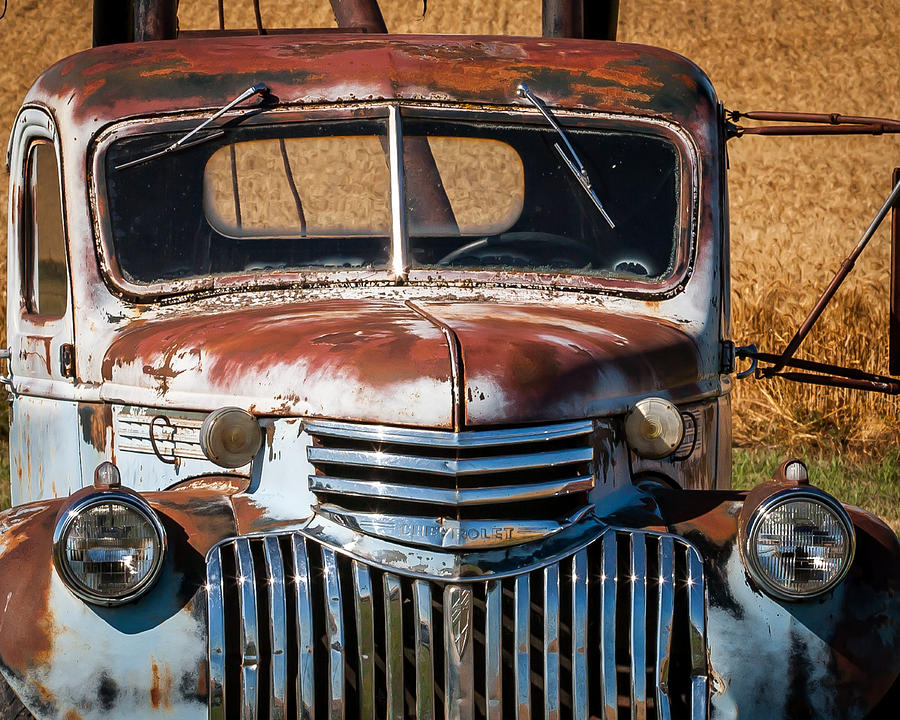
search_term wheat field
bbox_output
[1,0,899,460]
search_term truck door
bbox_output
[6,108,80,503]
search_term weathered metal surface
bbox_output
[0,487,237,719]
[100,298,455,426]
[329,0,387,33]
[417,301,710,426]
[653,489,900,719]
[9,396,82,504]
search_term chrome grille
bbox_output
[207,529,707,719]
[305,420,598,537]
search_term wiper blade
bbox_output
[116,83,269,171]
[516,83,615,229]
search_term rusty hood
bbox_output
[100,297,706,427]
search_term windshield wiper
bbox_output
[516,83,615,229]
[115,83,270,171]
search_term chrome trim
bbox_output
[318,504,591,550]
[383,574,404,720]
[688,548,708,720]
[743,487,856,602]
[206,525,709,719]
[207,547,226,720]
[51,489,167,607]
[235,538,259,719]
[600,532,618,720]
[310,474,593,506]
[307,445,592,476]
[388,104,408,278]
[571,550,588,720]
[304,419,594,447]
[290,535,315,720]
[352,561,376,720]
[544,564,560,720]
[414,580,435,720]
[630,535,648,719]
[321,548,345,720]
[514,574,530,720]
[484,580,503,720]
[656,536,675,720]
[444,585,474,720]
[263,537,287,720]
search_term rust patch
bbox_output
[77,403,112,451]
[63,710,82,720]
[149,660,173,710]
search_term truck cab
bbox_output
[1,21,897,720]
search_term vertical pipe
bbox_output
[133,0,177,41]
[542,0,582,38]
[329,0,388,33]
[890,168,900,374]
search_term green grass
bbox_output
[733,448,900,534]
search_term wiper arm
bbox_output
[516,83,615,229]
[116,83,269,171]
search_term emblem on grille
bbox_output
[447,585,472,656]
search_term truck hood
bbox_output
[100,298,706,427]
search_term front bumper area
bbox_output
[0,488,897,719]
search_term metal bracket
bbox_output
[0,348,13,392]
[734,344,758,379]
[149,415,179,465]
[720,340,736,374]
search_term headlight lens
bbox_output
[200,407,262,468]
[746,491,855,600]
[53,494,166,605]
[625,397,684,459]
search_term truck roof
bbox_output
[26,34,718,132]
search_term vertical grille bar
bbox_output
[630,535,648,720]
[264,537,288,720]
[444,585,475,720]
[571,550,588,720]
[235,538,259,720]
[352,561,376,720]
[484,580,503,720]
[513,574,530,720]
[656,537,675,720]
[321,548,345,720]
[600,532,617,720]
[207,547,227,720]
[383,575,404,720]
[414,580,436,720]
[544,564,561,720]
[687,549,707,720]
[291,535,315,720]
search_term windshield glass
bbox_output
[101,112,682,287]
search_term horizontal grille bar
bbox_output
[305,419,594,448]
[309,474,594,506]
[208,528,708,719]
[308,445,593,477]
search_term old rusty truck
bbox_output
[1,0,898,718]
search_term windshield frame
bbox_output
[90,101,699,301]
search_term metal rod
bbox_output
[769,174,900,373]
[133,0,177,42]
[542,0,582,37]
[735,110,900,129]
[747,349,900,385]
[329,0,387,32]
[388,106,409,279]
[891,168,900,374]
[736,125,900,137]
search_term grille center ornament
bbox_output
[447,585,472,655]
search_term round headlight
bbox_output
[745,490,855,601]
[625,397,684,459]
[53,493,166,606]
[200,407,262,468]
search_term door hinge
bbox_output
[720,340,736,374]
[60,343,75,379]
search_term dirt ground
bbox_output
[1,0,899,451]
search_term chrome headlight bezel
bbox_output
[743,487,856,602]
[52,491,167,607]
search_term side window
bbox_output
[25,141,67,317]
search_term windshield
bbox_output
[101,111,683,289]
